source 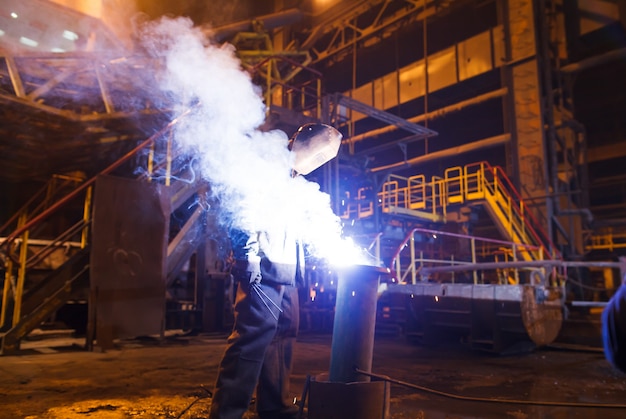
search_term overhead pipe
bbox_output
[369,133,511,173]
[560,47,626,74]
[346,88,508,145]
[418,260,626,276]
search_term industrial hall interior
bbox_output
[1,0,626,418]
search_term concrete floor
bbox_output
[1,330,626,419]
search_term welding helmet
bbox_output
[289,123,342,175]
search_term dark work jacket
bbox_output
[231,228,304,286]
[603,283,626,373]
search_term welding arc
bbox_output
[355,368,626,409]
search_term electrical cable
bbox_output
[252,282,284,313]
[251,282,280,320]
[354,368,626,409]
[174,385,213,419]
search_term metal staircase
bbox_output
[0,113,215,354]
[1,174,92,350]
[343,161,560,262]
[468,162,558,262]
[0,25,332,352]
[1,248,90,353]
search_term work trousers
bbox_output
[209,280,299,419]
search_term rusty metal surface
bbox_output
[385,282,564,352]
[521,285,563,347]
[90,174,170,343]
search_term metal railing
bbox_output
[390,227,548,286]
[341,161,560,261]
[587,228,626,252]
[247,55,323,120]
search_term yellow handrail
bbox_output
[587,228,626,251]
[347,161,555,262]
[13,225,28,327]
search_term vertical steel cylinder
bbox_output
[329,264,387,383]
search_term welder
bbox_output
[209,123,342,419]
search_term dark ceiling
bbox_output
[133,0,275,27]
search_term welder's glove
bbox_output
[248,270,262,284]
[244,234,262,285]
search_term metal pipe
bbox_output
[5,56,26,98]
[355,368,626,408]
[418,260,625,275]
[370,133,511,173]
[346,88,508,145]
[558,207,594,224]
[560,47,626,74]
[329,265,388,383]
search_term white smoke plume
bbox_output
[138,16,368,264]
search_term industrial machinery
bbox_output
[2,0,625,355]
